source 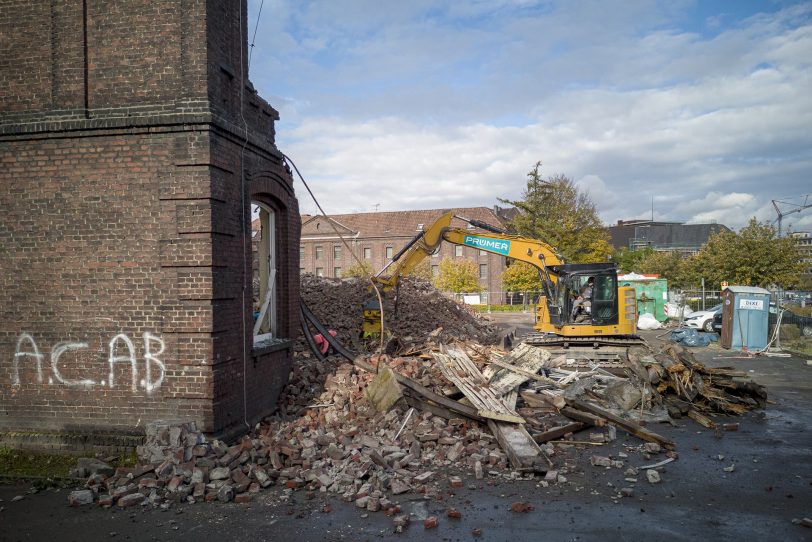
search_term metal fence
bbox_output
[449,288,810,316]
[446,290,542,312]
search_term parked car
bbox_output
[771,306,812,337]
[684,304,722,332]
[713,303,812,337]
[711,310,723,334]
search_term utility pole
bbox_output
[772,195,811,237]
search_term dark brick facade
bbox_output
[0,0,299,444]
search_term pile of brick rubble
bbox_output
[299,275,499,351]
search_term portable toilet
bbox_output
[618,274,668,322]
[720,286,771,351]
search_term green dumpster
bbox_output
[618,274,668,322]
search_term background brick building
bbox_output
[0,0,300,449]
[300,207,512,303]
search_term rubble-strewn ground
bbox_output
[2,322,811,542]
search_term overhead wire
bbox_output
[248,0,265,70]
[282,152,388,357]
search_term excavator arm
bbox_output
[370,210,638,342]
[372,211,564,292]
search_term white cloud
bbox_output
[250,1,812,229]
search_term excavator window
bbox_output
[590,274,618,325]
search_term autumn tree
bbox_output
[500,162,613,263]
[689,219,803,288]
[407,259,433,281]
[433,258,482,293]
[343,260,374,278]
[501,261,543,292]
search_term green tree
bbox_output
[500,162,613,263]
[343,260,374,278]
[433,257,482,293]
[611,246,655,274]
[637,250,693,289]
[501,261,543,292]
[690,219,803,288]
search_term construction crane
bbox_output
[772,195,811,237]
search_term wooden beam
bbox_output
[566,398,674,449]
[560,406,605,427]
[532,422,587,444]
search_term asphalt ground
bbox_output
[1,315,811,542]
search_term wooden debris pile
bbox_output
[357,333,769,469]
[627,344,768,428]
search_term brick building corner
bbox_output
[0,0,299,451]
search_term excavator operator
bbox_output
[571,276,594,322]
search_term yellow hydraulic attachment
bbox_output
[362,298,382,338]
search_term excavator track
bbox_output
[518,333,648,369]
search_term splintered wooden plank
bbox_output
[488,355,563,393]
[432,346,524,423]
[503,389,518,410]
[478,409,525,424]
[687,408,716,429]
[431,345,541,469]
[488,343,561,395]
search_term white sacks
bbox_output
[637,312,663,330]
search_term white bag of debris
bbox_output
[637,312,662,330]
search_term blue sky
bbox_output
[247,0,812,231]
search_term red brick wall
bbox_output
[0,0,298,440]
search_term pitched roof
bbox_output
[301,207,507,238]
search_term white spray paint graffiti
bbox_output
[12,333,44,386]
[143,332,166,393]
[10,332,166,394]
[108,334,138,392]
[50,342,95,387]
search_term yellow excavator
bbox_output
[371,211,641,361]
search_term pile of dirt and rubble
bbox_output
[65,336,767,525]
[299,275,499,351]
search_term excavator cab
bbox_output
[546,264,620,327]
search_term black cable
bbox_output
[248,0,265,70]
